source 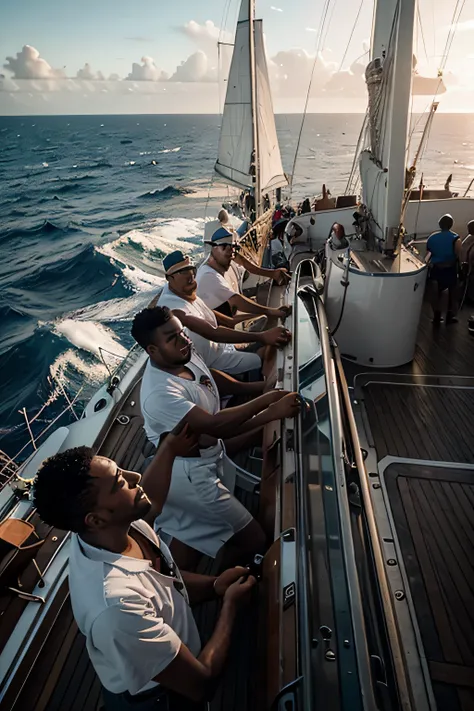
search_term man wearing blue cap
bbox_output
[131,306,301,571]
[196,226,291,318]
[158,250,291,376]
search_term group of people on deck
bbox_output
[426,214,474,323]
[32,215,298,710]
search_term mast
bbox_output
[361,0,416,250]
[248,0,261,218]
[383,0,416,251]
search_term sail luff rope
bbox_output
[289,0,333,195]
[405,0,466,203]
[336,0,365,74]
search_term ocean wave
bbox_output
[97,217,205,291]
[138,185,193,200]
[63,289,160,324]
[10,243,130,316]
[158,147,181,154]
[53,319,128,360]
[2,219,78,242]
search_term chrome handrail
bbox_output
[315,288,378,711]
[333,346,413,711]
[290,260,313,711]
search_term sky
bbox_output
[1,0,474,114]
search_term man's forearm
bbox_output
[214,311,254,327]
[180,312,265,345]
[203,391,278,438]
[211,369,265,397]
[181,571,217,605]
[229,293,277,319]
[197,600,237,678]
[236,254,273,279]
[232,401,285,435]
[141,443,176,514]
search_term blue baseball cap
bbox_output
[163,250,194,276]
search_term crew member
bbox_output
[158,250,291,376]
[131,306,300,568]
[33,433,256,711]
[425,213,462,324]
[196,227,291,318]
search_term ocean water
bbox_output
[1,112,474,462]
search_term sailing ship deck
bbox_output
[0,378,259,711]
[349,300,474,711]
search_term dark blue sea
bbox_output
[1,112,473,462]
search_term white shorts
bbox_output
[153,442,253,558]
[211,345,261,376]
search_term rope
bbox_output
[289,0,333,193]
[416,3,429,63]
[336,0,365,74]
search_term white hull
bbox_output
[285,195,474,248]
[324,246,427,367]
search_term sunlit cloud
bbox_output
[445,18,474,32]
[270,6,283,12]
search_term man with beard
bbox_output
[196,227,291,318]
[131,306,301,570]
[33,428,256,710]
[158,250,291,376]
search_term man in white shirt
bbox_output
[33,434,256,711]
[196,226,291,318]
[131,306,301,570]
[158,250,291,376]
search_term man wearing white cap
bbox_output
[158,250,291,376]
[196,226,291,318]
[217,209,290,297]
[132,306,301,570]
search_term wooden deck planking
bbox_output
[363,383,474,463]
[385,464,474,711]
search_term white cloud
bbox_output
[169,51,216,82]
[180,19,231,49]
[4,45,65,80]
[445,18,474,32]
[270,6,283,12]
[269,48,336,97]
[325,60,365,96]
[76,63,105,81]
[125,56,168,81]
[305,27,317,32]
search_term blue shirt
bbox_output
[426,229,458,264]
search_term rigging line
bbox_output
[439,0,466,71]
[337,0,365,74]
[322,0,338,47]
[409,0,466,151]
[416,3,429,63]
[345,114,368,194]
[289,0,333,191]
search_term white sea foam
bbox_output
[53,319,128,360]
[158,147,181,154]
[97,216,206,287]
[49,348,109,389]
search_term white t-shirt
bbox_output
[140,351,221,448]
[68,520,201,696]
[196,262,237,310]
[225,261,245,293]
[158,284,259,375]
[158,283,224,366]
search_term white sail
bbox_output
[254,21,287,193]
[214,2,287,195]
